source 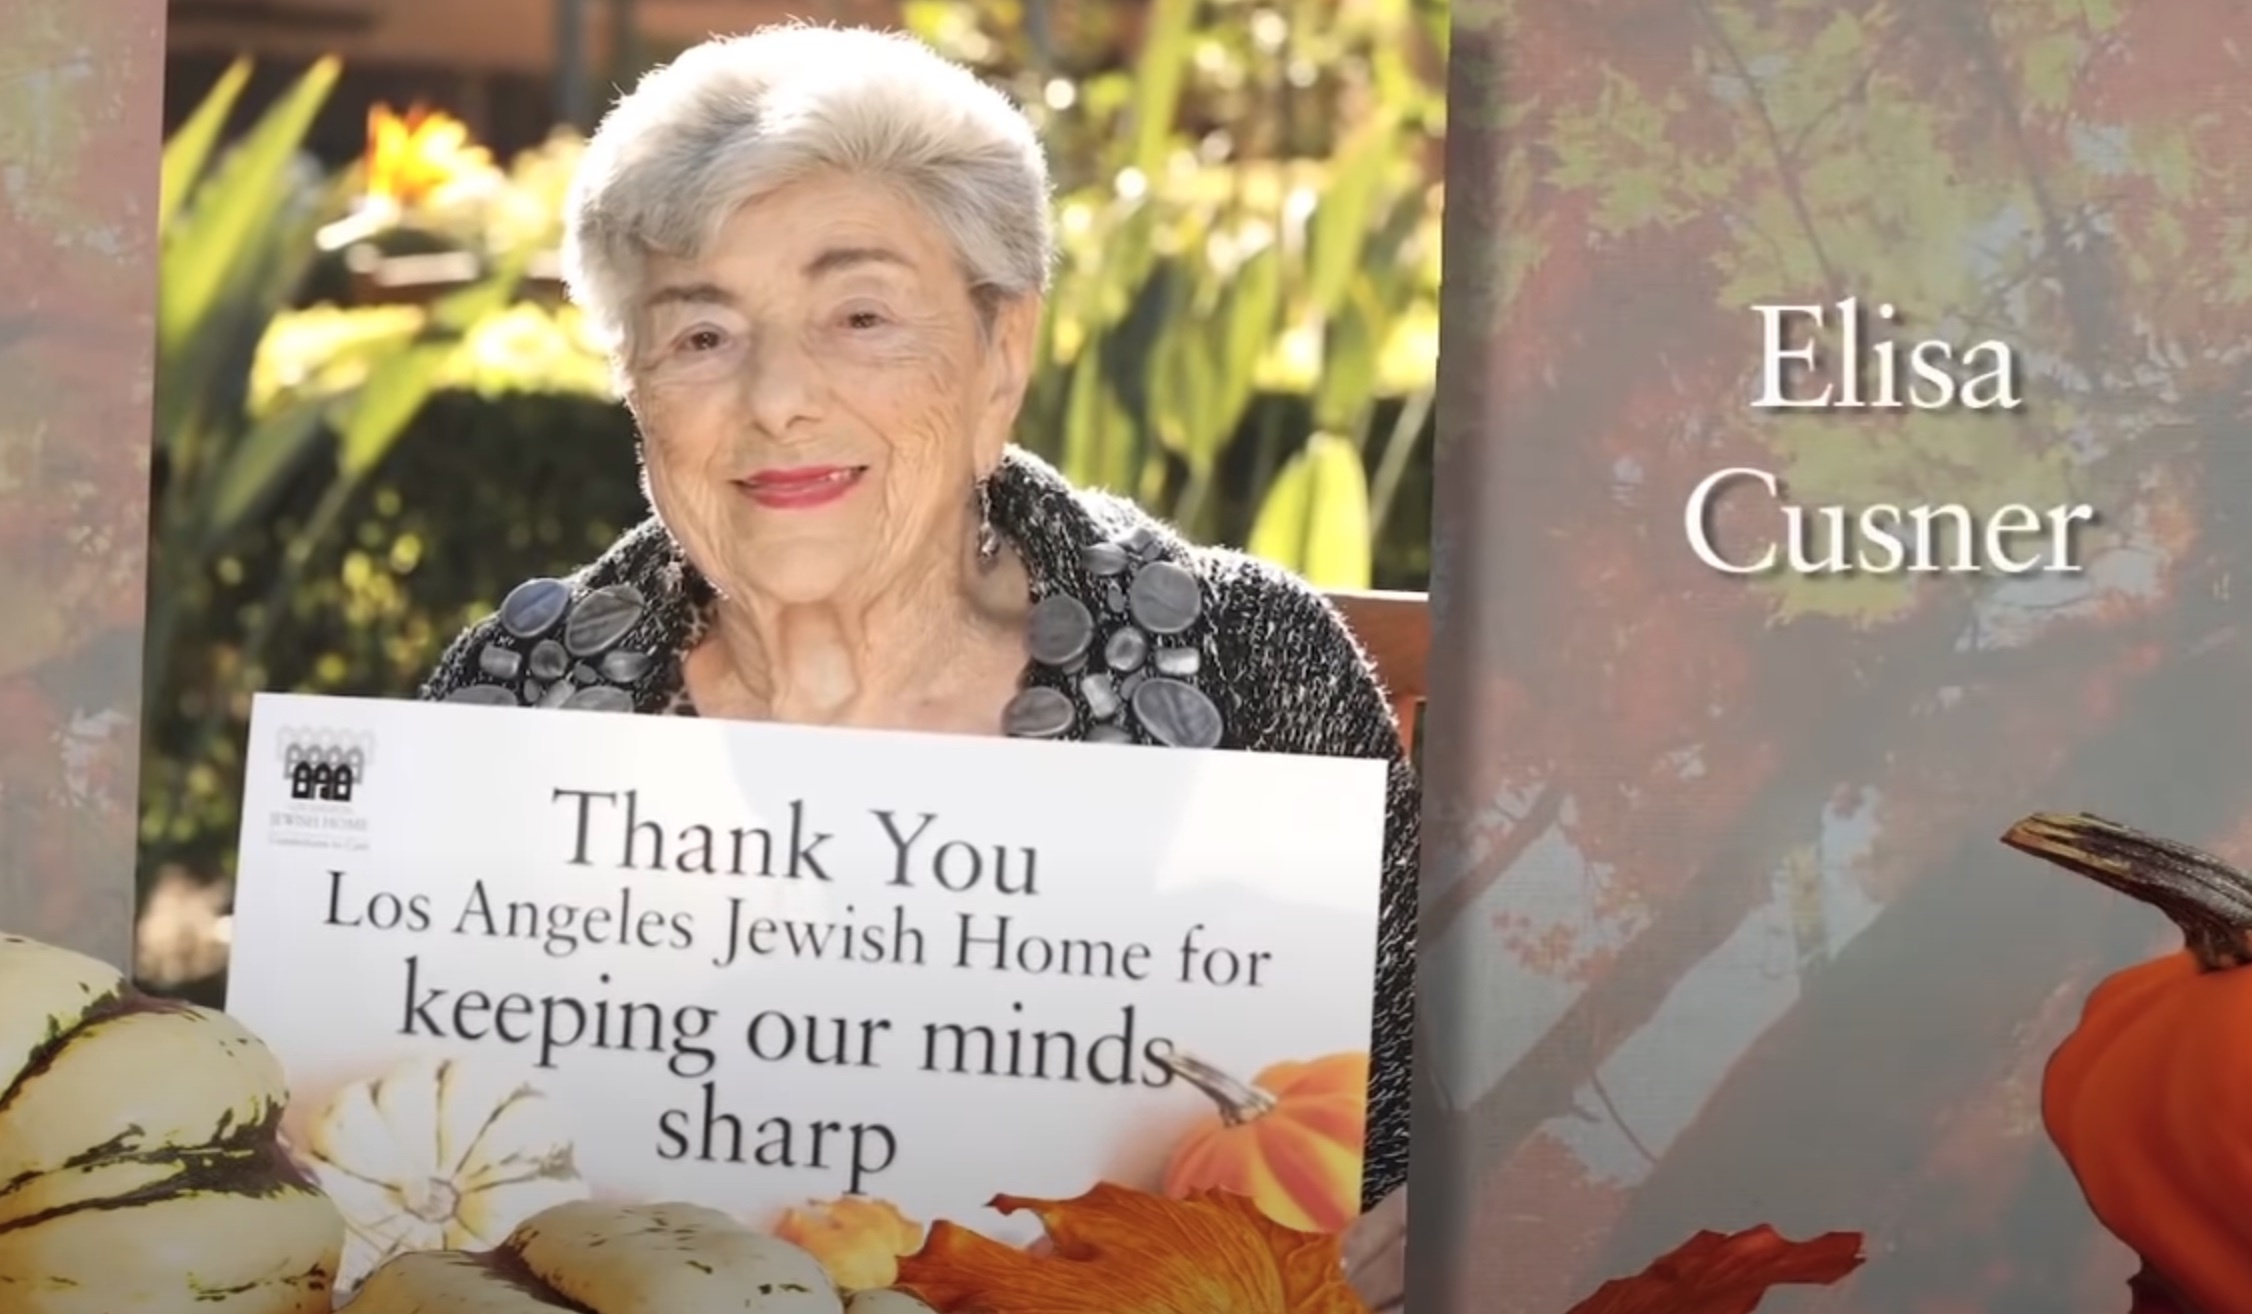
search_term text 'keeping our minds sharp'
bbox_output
[313,785,1288,1196]
[1682,296,2102,579]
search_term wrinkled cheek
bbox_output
[647,477,742,593]
[635,389,731,476]
[907,360,984,445]
[631,396,737,564]
[636,419,695,505]
[861,367,983,474]
[881,414,973,526]
[633,392,689,456]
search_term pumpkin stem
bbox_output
[2001,812,2252,971]
[1155,1051,1279,1124]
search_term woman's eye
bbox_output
[843,309,887,330]
[681,328,726,352]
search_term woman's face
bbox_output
[626,170,1035,608]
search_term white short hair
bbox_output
[561,24,1055,358]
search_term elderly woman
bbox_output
[419,24,1416,1222]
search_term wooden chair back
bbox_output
[1325,589,1431,761]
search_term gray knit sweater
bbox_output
[419,445,1417,1210]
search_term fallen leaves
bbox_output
[890,1176,1857,1314]
[1562,1224,1866,1314]
[894,1182,1366,1314]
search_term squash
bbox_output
[1156,1049,1367,1234]
[2001,812,2252,1314]
[772,1195,927,1291]
[0,931,344,1313]
[293,1054,590,1291]
[343,1197,937,1313]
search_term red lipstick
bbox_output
[736,465,866,510]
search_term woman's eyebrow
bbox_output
[643,281,737,311]
[642,248,906,310]
[804,245,910,278]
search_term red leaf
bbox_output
[1562,1226,1864,1314]
[2126,1265,2194,1314]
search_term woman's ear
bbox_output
[976,292,1043,462]
[991,293,1041,410]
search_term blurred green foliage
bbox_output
[139,0,1446,944]
[904,0,1446,560]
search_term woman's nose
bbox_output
[737,339,822,436]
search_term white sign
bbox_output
[226,692,1386,1288]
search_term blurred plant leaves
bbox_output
[146,60,518,744]
[201,399,331,540]
[159,58,337,399]
[906,0,1442,556]
[1249,431,1374,588]
[1125,0,1199,177]
[157,57,251,232]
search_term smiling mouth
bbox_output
[734,465,868,509]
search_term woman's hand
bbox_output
[1342,1186,1408,1312]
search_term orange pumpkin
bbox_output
[2002,812,2252,1314]
[1156,1050,1367,1234]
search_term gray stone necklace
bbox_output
[1001,523,1222,750]
[438,452,1226,751]
[446,576,648,713]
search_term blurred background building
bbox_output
[165,0,907,160]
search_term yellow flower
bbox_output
[364,103,494,209]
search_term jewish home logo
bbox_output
[279,727,373,805]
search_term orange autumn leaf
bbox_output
[894,1181,1368,1314]
[1564,1225,1865,1314]
[773,1195,927,1290]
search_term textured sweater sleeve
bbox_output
[1213,557,1419,1213]
[418,617,489,701]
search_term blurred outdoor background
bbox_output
[136,0,1449,997]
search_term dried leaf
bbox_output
[2126,1265,2194,1314]
[895,1181,1368,1314]
[772,1195,927,1291]
[1563,1225,1864,1314]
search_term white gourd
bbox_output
[346,1198,851,1313]
[293,1054,590,1291]
[0,932,345,1314]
